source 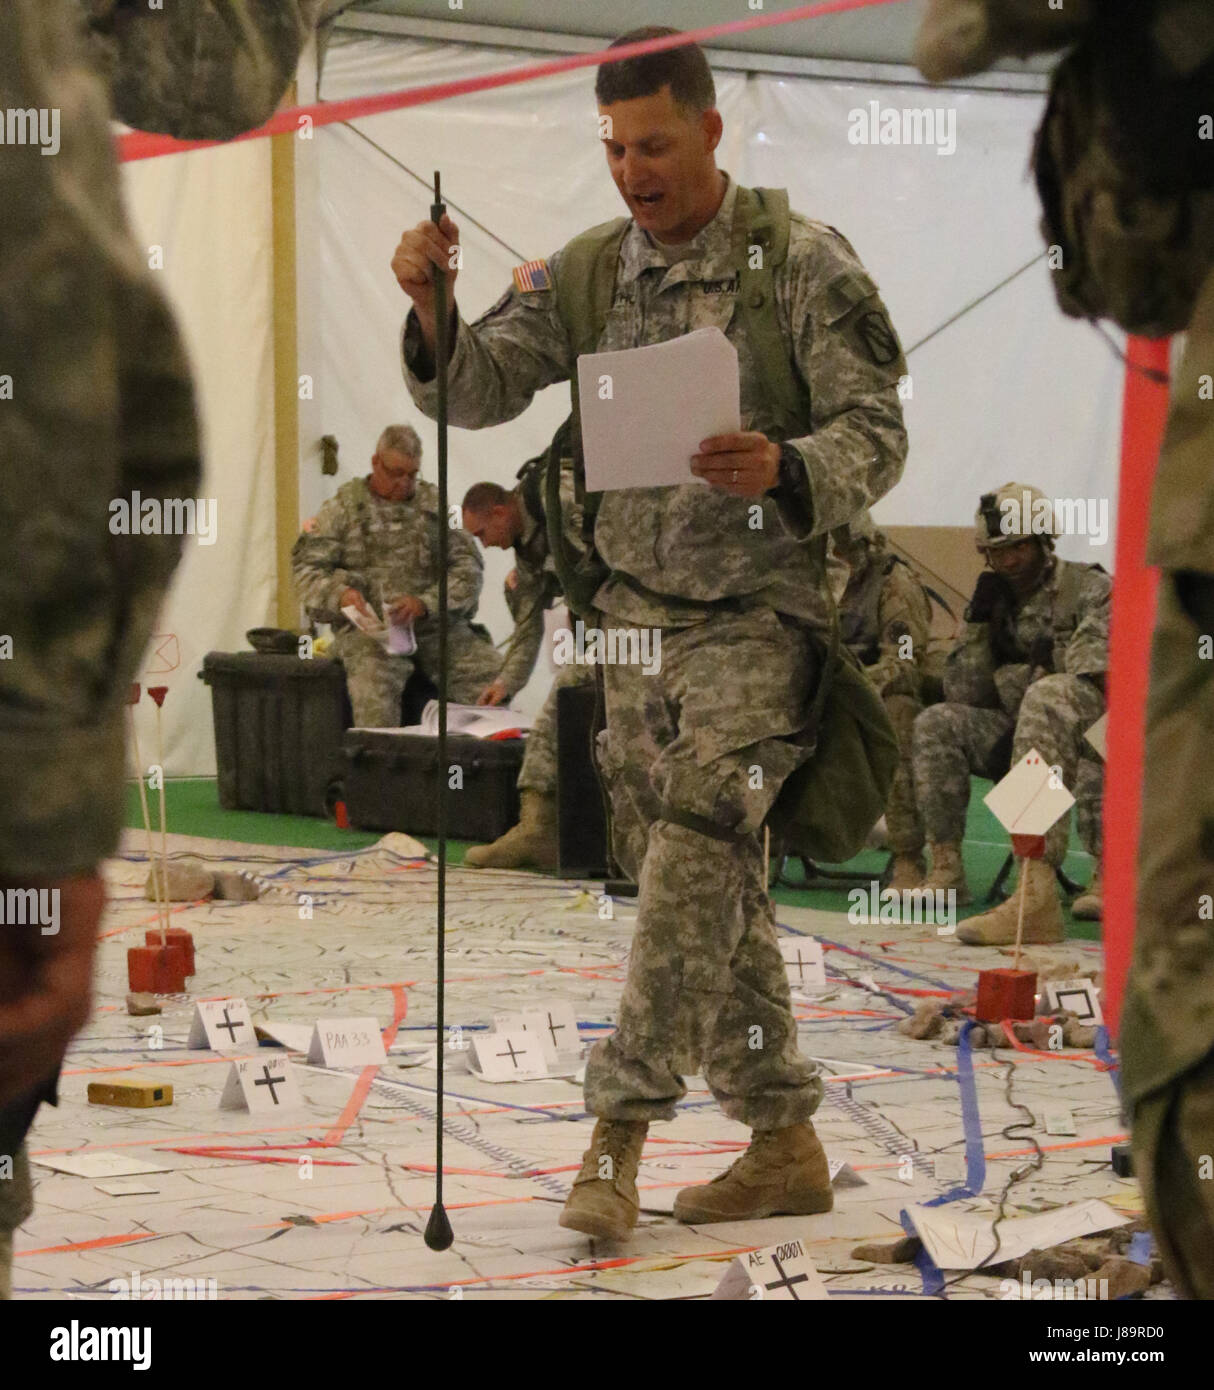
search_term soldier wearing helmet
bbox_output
[909,482,1110,943]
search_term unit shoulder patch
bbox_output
[513,259,553,294]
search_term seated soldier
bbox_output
[292,424,501,727]
[912,482,1107,944]
[460,431,592,869]
[836,514,935,890]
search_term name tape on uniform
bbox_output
[219,1054,300,1113]
[307,1017,387,1069]
[188,998,255,1052]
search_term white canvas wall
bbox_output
[303,33,1123,719]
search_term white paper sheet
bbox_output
[34,1153,167,1179]
[906,1198,1128,1270]
[577,327,740,492]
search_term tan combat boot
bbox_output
[957,857,1065,945]
[672,1121,833,1225]
[889,852,927,891]
[1072,867,1103,921]
[558,1118,648,1241]
[923,841,971,905]
[463,790,559,870]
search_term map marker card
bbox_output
[188,998,255,1052]
[220,1054,301,1113]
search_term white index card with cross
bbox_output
[711,1239,829,1300]
[189,997,255,1052]
[219,1054,300,1113]
[472,1030,547,1082]
[521,1003,581,1065]
[779,937,826,993]
[983,748,1075,837]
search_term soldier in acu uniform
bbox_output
[836,515,935,889]
[292,425,502,728]
[912,482,1108,943]
[460,437,593,871]
[0,0,319,1299]
[393,28,907,1240]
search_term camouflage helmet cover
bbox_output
[974,482,1056,550]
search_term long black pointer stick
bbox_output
[424,171,454,1253]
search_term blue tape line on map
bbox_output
[815,936,958,993]
[899,1206,945,1296]
[384,1077,578,1121]
[1094,1025,1122,1100]
[1127,1230,1154,1266]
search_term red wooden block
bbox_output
[144,927,194,976]
[335,800,350,830]
[1011,833,1047,860]
[127,944,188,994]
[975,968,1038,1022]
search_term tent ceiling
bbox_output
[337,0,1051,75]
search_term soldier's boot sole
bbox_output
[558,1183,637,1241]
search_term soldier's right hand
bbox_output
[391,213,460,334]
[966,571,1011,624]
[340,587,374,619]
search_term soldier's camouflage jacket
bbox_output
[403,175,908,631]
[839,539,933,700]
[292,479,485,628]
[944,557,1110,718]
[0,0,318,880]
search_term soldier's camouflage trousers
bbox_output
[911,673,1105,865]
[884,692,926,854]
[336,619,502,727]
[518,662,596,796]
[583,607,824,1129]
[0,1143,32,1301]
[1123,573,1214,1298]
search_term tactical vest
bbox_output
[543,186,812,615]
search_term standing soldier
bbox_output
[836,516,935,890]
[460,425,593,870]
[0,0,319,1300]
[292,426,502,727]
[393,29,907,1239]
[912,483,1108,942]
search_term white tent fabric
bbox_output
[305,32,1122,720]
[119,142,277,776]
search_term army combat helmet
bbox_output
[974,482,1056,551]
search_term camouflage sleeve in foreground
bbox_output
[943,623,1000,707]
[291,491,368,619]
[778,220,908,537]
[913,0,1093,82]
[1062,564,1112,678]
[402,250,575,428]
[0,0,316,880]
[416,525,484,619]
[868,561,933,698]
[85,0,322,140]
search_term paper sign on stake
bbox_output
[1084,713,1108,761]
[471,1030,547,1082]
[188,998,256,1052]
[780,937,826,993]
[712,1238,829,1300]
[1044,978,1103,1026]
[983,749,1075,837]
[219,1054,300,1112]
[306,1017,387,1068]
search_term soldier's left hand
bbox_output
[387,595,427,624]
[691,432,780,496]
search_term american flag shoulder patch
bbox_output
[513,259,552,294]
